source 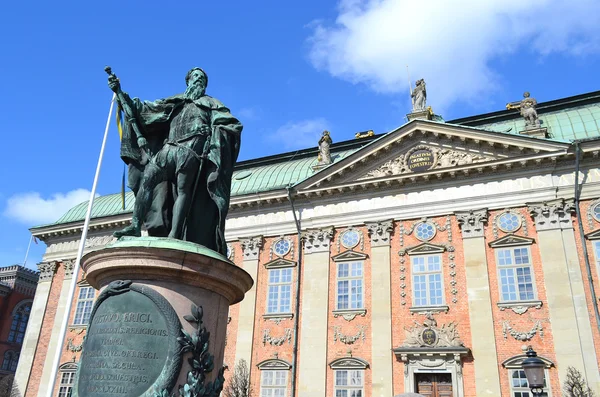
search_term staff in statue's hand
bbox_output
[105,67,150,159]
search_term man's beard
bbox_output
[185,81,206,100]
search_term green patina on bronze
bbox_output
[106,67,242,256]
[73,281,182,396]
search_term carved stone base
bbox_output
[519,126,547,138]
[407,110,432,121]
[78,237,253,396]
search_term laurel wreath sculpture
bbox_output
[153,304,225,397]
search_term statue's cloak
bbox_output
[121,94,242,255]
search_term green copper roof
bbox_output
[473,104,600,141]
[37,90,600,229]
[47,147,360,227]
[53,192,135,225]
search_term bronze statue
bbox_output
[107,67,242,255]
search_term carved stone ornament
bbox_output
[587,199,600,229]
[402,313,464,348]
[333,325,366,345]
[498,300,543,314]
[263,328,292,346]
[359,145,494,180]
[455,209,488,238]
[240,236,263,261]
[63,260,76,279]
[37,261,58,283]
[528,198,575,231]
[302,227,334,254]
[270,236,294,260]
[336,227,364,252]
[502,320,543,341]
[66,338,84,353]
[366,220,394,247]
[84,235,117,249]
[333,309,367,321]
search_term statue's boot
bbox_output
[113,223,141,238]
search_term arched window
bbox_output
[8,302,32,343]
[1,351,19,372]
[57,362,78,397]
[502,352,554,396]
[257,358,291,396]
[329,357,369,397]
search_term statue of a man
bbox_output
[520,91,540,128]
[317,130,332,165]
[108,68,242,255]
[411,79,426,112]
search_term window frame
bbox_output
[334,369,364,397]
[507,368,551,397]
[495,246,537,302]
[335,260,364,311]
[257,359,291,397]
[1,350,18,372]
[263,259,296,317]
[72,285,96,326]
[329,356,369,397]
[411,253,445,307]
[8,301,32,344]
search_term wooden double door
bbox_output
[415,373,453,397]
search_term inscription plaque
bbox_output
[73,280,182,396]
[407,149,434,172]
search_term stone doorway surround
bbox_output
[393,313,469,397]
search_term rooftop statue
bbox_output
[317,130,333,165]
[106,67,242,256]
[507,91,541,129]
[411,78,427,112]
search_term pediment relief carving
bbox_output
[331,250,368,262]
[488,234,535,248]
[358,144,495,180]
[401,313,465,348]
[585,229,600,240]
[263,258,297,269]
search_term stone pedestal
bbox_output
[406,110,432,121]
[519,126,547,138]
[75,237,253,396]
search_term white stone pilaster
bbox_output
[234,236,263,370]
[366,220,394,397]
[13,261,58,396]
[456,209,502,396]
[298,227,333,397]
[528,199,600,393]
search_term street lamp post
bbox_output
[522,346,545,397]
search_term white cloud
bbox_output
[4,189,95,225]
[238,107,261,120]
[267,118,330,150]
[308,0,600,109]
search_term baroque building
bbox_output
[13,89,600,397]
[0,265,39,382]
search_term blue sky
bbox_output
[2,0,600,268]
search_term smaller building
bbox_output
[0,265,39,381]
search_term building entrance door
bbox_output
[415,373,453,397]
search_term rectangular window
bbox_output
[57,372,75,397]
[260,370,287,397]
[267,269,292,314]
[336,262,364,310]
[334,370,364,397]
[412,255,443,306]
[73,287,95,325]
[509,369,549,397]
[497,248,535,301]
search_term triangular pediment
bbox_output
[263,258,297,269]
[585,229,600,240]
[404,242,446,255]
[294,120,570,195]
[489,234,535,248]
[331,250,368,262]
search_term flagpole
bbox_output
[22,234,33,267]
[45,92,116,397]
